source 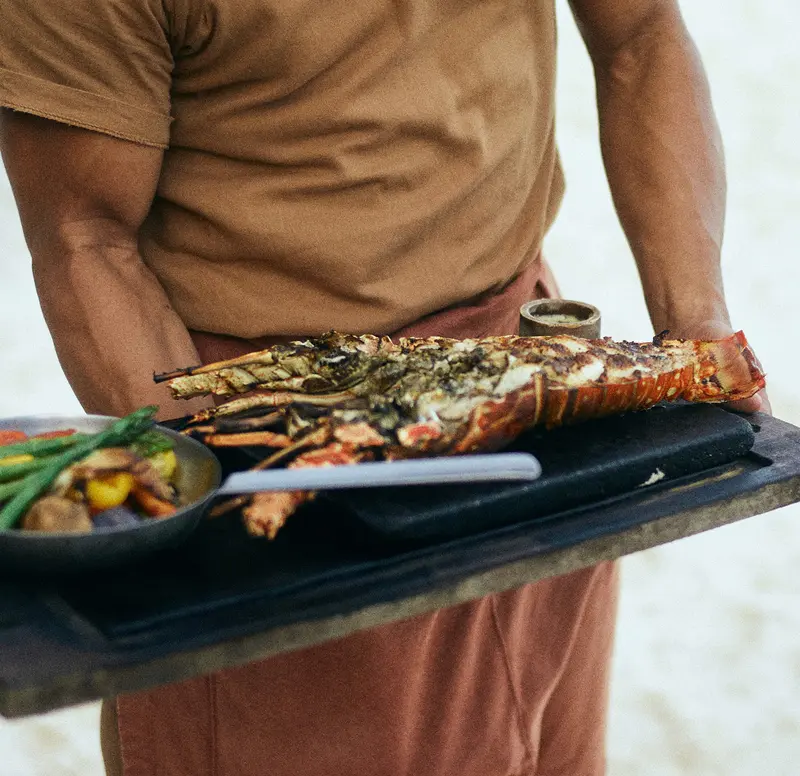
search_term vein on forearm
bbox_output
[593,16,728,331]
[32,238,202,418]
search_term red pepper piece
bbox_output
[32,429,78,440]
[0,430,28,446]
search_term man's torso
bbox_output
[145,0,564,336]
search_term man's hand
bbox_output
[569,1,757,401]
[669,319,771,415]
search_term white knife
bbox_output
[215,452,542,495]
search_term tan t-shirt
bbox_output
[0,0,563,338]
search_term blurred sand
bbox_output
[2,1,799,774]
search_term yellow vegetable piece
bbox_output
[0,454,34,466]
[86,472,135,511]
[149,449,178,481]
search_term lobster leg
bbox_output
[201,431,293,448]
[243,444,375,538]
[186,390,359,425]
[208,428,334,518]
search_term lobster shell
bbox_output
[164,330,766,537]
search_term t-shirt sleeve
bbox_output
[0,0,174,148]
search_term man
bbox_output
[0,0,767,774]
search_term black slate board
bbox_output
[324,403,755,543]
[5,409,800,719]
[46,403,754,646]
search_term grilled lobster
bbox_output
[157,330,765,539]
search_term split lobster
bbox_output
[156,330,765,539]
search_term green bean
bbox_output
[0,456,58,484]
[129,430,174,459]
[0,477,28,504]
[0,406,159,531]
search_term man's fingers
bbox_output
[724,389,771,416]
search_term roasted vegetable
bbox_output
[85,472,135,511]
[147,448,178,480]
[32,429,77,440]
[0,454,34,466]
[21,496,93,533]
[0,430,28,446]
[130,484,178,518]
[0,406,158,531]
[93,506,142,530]
[0,455,57,484]
[0,433,86,462]
[129,430,174,459]
[50,446,178,519]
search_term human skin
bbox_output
[0,2,767,774]
[569,0,769,412]
[0,117,203,420]
[0,0,767,421]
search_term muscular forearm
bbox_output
[1,112,208,419]
[32,224,207,420]
[594,10,729,334]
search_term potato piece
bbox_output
[148,449,177,481]
[93,506,142,529]
[22,496,93,533]
[86,472,135,511]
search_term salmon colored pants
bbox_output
[102,259,619,776]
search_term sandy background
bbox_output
[2,1,799,773]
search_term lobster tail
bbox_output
[172,328,768,538]
[683,331,766,403]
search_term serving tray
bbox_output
[49,404,752,641]
[5,403,793,720]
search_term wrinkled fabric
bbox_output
[0,1,617,769]
[111,259,619,776]
[0,0,564,337]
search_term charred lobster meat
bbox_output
[155,330,765,539]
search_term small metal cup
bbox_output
[520,299,602,339]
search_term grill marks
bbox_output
[172,330,766,538]
[190,335,694,459]
[173,331,754,456]
[177,332,701,450]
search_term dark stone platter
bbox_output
[2,405,798,719]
